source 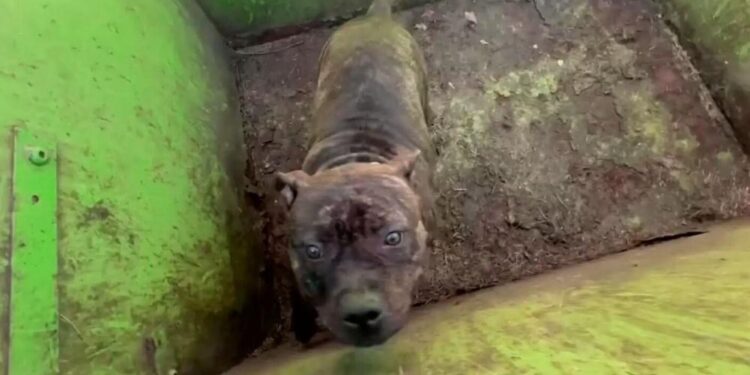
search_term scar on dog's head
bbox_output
[275,151,428,347]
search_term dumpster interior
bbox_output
[231,0,750,363]
[3,0,748,374]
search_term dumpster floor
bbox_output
[226,220,750,374]
[235,0,750,349]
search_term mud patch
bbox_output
[235,0,750,351]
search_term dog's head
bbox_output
[275,152,428,347]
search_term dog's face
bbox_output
[276,153,428,347]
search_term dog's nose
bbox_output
[340,292,384,329]
[343,308,382,328]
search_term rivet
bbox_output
[27,147,50,166]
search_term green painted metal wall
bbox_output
[196,0,433,37]
[659,0,750,154]
[0,0,262,374]
[0,121,10,372]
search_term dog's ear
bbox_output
[389,150,421,182]
[275,170,311,208]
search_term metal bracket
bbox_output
[9,129,59,374]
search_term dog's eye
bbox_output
[305,245,322,259]
[384,231,402,246]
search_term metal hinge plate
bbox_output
[9,128,59,374]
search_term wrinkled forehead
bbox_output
[292,176,418,229]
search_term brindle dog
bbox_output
[275,0,435,347]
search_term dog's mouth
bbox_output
[331,313,403,347]
[318,291,410,347]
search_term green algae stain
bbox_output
[610,80,704,193]
[675,137,700,154]
[670,170,695,193]
[625,216,644,231]
[486,51,585,102]
[491,70,560,99]
[435,51,597,183]
[484,54,581,130]
[434,92,493,175]
[717,151,735,163]
[614,85,671,155]
[437,55,573,177]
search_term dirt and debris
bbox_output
[234,37,305,56]
[464,11,478,27]
[235,0,750,352]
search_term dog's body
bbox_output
[276,0,435,347]
[303,1,435,190]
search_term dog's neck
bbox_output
[316,152,390,171]
[301,124,417,175]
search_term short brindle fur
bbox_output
[275,0,435,347]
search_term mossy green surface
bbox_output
[663,0,750,62]
[0,0,258,373]
[0,128,10,372]
[197,0,434,37]
[232,221,750,375]
[659,0,750,153]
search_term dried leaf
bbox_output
[464,11,478,25]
